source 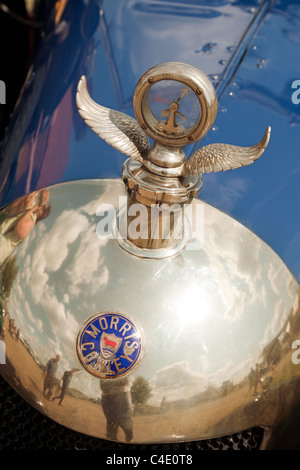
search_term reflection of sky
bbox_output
[6,180,299,403]
[8,182,117,397]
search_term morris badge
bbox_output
[77,312,143,379]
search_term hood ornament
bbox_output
[76,62,271,179]
[76,62,271,256]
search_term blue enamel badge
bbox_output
[77,312,143,379]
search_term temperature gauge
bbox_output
[133,62,218,147]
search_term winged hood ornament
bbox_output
[76,62,271,179]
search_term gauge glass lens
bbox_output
[148,80,201,136]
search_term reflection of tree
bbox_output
[131,376,151,406]
[1,255,18,297]
[221,380,234,397]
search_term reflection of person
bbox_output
[0,315,3,340]
[246,367,254,395]
[52,368,80,405]
[253,363,261,395]
[160,396,168,415]
[8,318,16,337]
[43,355,61,400]
[0,189,51,266]
[15,329,20,341]
[100,377,133,442]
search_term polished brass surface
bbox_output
[144,143,186,171]
[182,126,271,176]
[122,159,202,252]
[0,180,299,445]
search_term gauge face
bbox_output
[133,62,218,147]
[148,80,201,137]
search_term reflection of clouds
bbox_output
[18,226,40,259]
[201,209,263,323]
[292,292,299,317]
[208,357,253,387]
[258,265,300,349]
[197,205,299,328]
[217,271,250,323]
[150,361,207,404]
[80,181,123,216]
[6,190,111,399]
[149,354,262,406]
[24,300,43,332]
[26,206,109,361]
[37,211,88,270]
[39,294,79,353]
[66,230,109,296]
[30,210,89,304]
[151,361,205,388]
[267,264,284,296]
[259,287,299,351]
[260,300,285,350]
[13,275,25,302]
